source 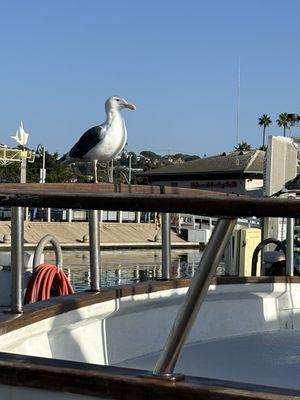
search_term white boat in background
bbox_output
[0,183,298,399]
[176,213,260,246]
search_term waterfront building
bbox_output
[142,149,265,197]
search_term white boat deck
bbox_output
[117,331,300,390]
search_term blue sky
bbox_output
[1,0,300,156]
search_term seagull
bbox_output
[61,96,136,182]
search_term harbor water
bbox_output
[45,249,205,292]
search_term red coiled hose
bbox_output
[24,264,74,304]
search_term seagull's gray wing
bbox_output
[69,126,105,159]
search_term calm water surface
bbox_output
[45,249,206,292]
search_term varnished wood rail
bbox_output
[0,183,297,217]
[0,352,298,400]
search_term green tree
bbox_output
[27,152,85,183]
[234,142,251,151]
[184,155,200,162]
[174,153,200,161]
[128,151,138,167]
[258,114,272,148]
[140,151,160,159]
[277,112,291,137]
[0,162,20,183]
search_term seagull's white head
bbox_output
[105,96,136,113]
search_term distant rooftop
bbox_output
[142,150,265,181]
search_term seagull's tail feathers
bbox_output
[59,152,74,165]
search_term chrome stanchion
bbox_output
[161,212,171,279]
[88,209,101,291]
[153,217,237,380]
[11,207,24,313]
[286,217,294,276]
[67,209,72,223]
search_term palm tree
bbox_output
[276,112,290,137]
[258,114,272,147]
[234,142,251,151]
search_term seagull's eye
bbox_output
[116,99,120,102]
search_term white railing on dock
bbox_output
[25,208,144,223]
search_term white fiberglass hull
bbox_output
[0,278,299,398]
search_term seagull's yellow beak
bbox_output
[123,102,136,111]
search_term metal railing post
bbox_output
[161,212,171,279]
[286,218,294,276]
[153,217,237,379]
[88,209,101,291]
[67,209,72,223]
[118,211,123,223]
[11,207,24,313]
[46,208,51,222]
[135,211,141,223]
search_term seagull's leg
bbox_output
[107,163,110,182]
[94,160,98,183]
[107,161,114,183]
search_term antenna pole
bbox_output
[236,58,241,145]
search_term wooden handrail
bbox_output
[0,183,297,217]
[0,182,229,196]
[0,351,298,400]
